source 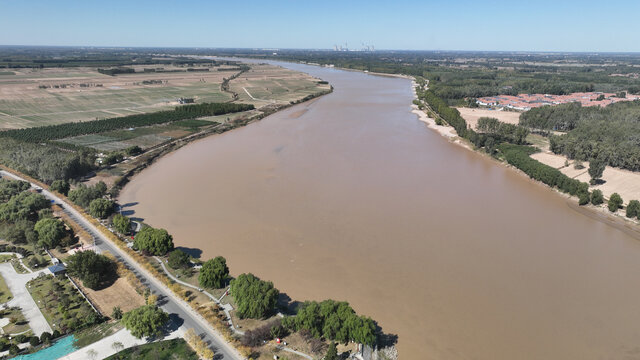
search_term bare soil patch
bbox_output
[457,107,522,130]
[76,276,145,316]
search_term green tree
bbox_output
[608,193,623,212]
[168,249,190,270]
[111,306,123,320]
[88,198,114,219]
[49,180,70,196]
[134,227,174,256]
[588,156,606,184]
[66,251,116,289]
[591,189,604,205]
[112,214,131,234]
[230,273,279,319]
[198,256,229,289]
[34,217,65,248]
[578,191,590,206]
[325,342,338,360]
[626,200,640,218]
[121,305,169,338]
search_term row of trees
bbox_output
[476,117,529,145]
[0,102,255,143]
[498,144,591,204]
[417,89,468,136]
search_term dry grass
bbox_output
[531,152,640,204]
[75,276,145,316]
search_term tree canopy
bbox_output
[112,214,131,235]
[49,180,70,196]
[198,256,229,289]
[66,251,116,289]
[230,273,279,319]
[134,226,174,256]
[167,249,190,270]
[68,182,107,208]
[121,305,169,338]
[88,198,114,219]
[608,193,623,212]
[34,218,65,249]
[282,300,377,346]
[0,191,49,222]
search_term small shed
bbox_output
[47,263,66,277]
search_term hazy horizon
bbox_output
[1,0,640,52]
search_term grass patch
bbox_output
[173,119,215,128]
[0,71,15,75]
[0,307,30,335]
[0,254,16,263]
[0,273,13,304]
[73,321,123,348]
[27,274,97,333]
[105,338,198,360]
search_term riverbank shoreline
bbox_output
[409,80,640,239]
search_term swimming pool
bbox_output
[13,335,77,360]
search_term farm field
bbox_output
[0,64,234,129]
[0,62,329,130]
[230,63,331,105]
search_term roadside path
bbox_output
[153,257,242,335]
[0,170,243,360]
[0,262,52,336]
[155,258,315,360]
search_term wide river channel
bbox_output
[120,61,640,359]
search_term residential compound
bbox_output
[476,92,640,111]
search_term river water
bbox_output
[119,62,640,359]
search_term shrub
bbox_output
[626,200,640,218]
[608,193,623,212]
[591,190,604,205]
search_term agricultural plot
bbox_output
[230,64,330,106]
[0,66,233,129]
[57,119,217,151]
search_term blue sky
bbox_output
[1,0,639,52]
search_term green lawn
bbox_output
[26,275,96,332]
[73,321,123,348]
[105,338,197,360]
[0,273,13,304]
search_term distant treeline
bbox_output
[520,101,640,171]
[0,103,254,143]
[97,67,136,76]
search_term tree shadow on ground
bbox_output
[176,246,202,259]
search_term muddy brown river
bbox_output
[120,62,640,359]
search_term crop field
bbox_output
[57,119,219,151]
[231,64,330,105]
[0,65,234,129]
[0,63,328,130]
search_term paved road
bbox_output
[0,263,52,336]
[0,170,243,360]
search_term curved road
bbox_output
[0,170,243,360]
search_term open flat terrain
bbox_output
[531,151,640,206]
[0,63,329,130]
[230,63,330,105]
[0,64,233,129]
[457,107,522,130]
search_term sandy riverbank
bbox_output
[412,80,640,229]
